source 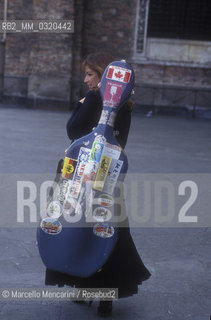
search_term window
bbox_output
[148,0,211,41]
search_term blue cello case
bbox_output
[37,60,135,277]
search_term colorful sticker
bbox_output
[69,147,91,198]
[103,143,121,160]
[106,65,131,83]
[83,160,99,183]
[47,201,62,219]
[103,81,123,107]
[69,162,86,198]
[40,218,62,235]
[93,207,112,222]
[90,141,104,163]
[95,135,107,143]
[78,147,91,163]
[62,157,77,179]
[94,155,112,191]
[103,159,123,194]
[97,194,114,207]
[93,223,115,238]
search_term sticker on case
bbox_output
[99,110,109,125]
[57,179,69,203]
[106,65,131,83]
[93,207,112,222]
[93,223,115,238]
[62,157,77,179]
[83,140,90,146]
[103,142,121,160]
[40,218,62,235]
[83,160,99,183]
[94,155,112,191]
[69,147,91,198]
[69,161,86,198]
[103,81,123,107]
[63,196,82,216]
[90,141,104,163]
[103,159,123,194]
[107,111,116,127]
[78,147,91,163]
[47,201,62,219]
[97,194,114,207]
[95,135,107,143]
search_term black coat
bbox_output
[45,90,151,298]
[66,90,131,149]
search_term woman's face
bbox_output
[84,65,101,91]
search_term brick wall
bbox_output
[132,63,211,110]
[82,0,136,59]
[1,0,211,111]
[3,0,74,108]
[132,63,211,87]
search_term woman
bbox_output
[45,52,151,316]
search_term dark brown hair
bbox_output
[82,52,133,111]
[82,52,114,78]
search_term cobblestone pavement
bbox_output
[0,105,210,320]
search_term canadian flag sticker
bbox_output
[106,66,131,83]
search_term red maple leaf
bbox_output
[114,71,123,78]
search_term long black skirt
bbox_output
[45,226,151,298]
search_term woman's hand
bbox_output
[80,97,85,103]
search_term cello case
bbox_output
[37,60,135,278]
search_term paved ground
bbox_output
[0,104,210,320]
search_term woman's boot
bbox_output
[97,300,112,317]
